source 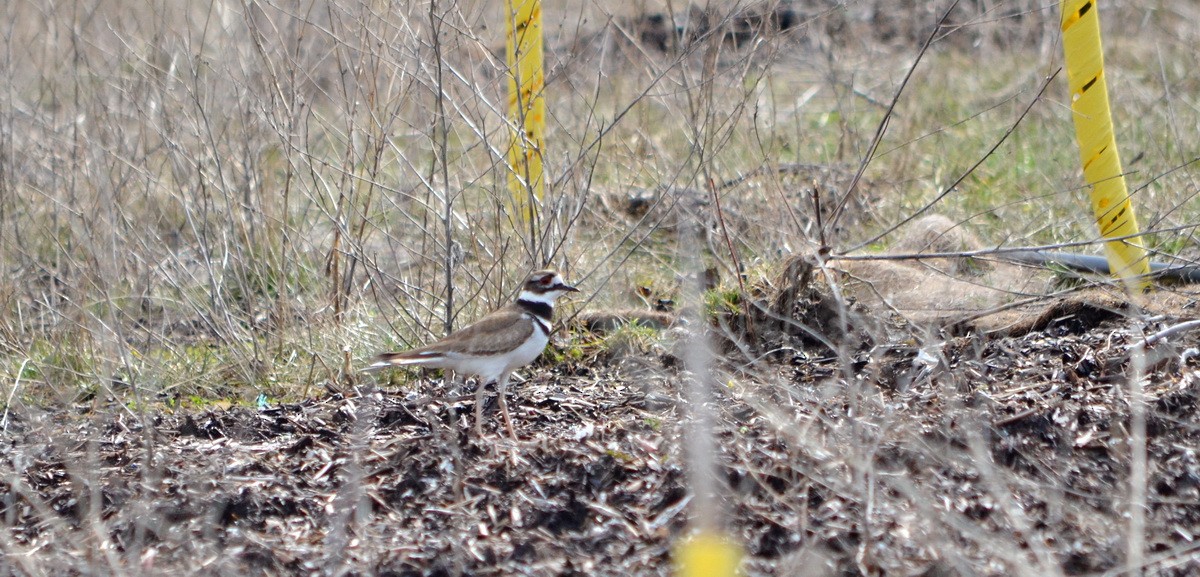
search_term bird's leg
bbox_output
[474,378,490,437]
[497,373,517,440]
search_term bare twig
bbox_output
[826,0,963,235]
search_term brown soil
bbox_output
[5,271,1200,576]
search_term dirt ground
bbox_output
[4,268,1200,577]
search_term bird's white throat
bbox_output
[517,289,560,307]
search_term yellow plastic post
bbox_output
[505,0,545,228]
[673,530,744,577]
[1060,0,1150,291]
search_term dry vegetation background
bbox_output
[2,0,1200,575]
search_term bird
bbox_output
[367,270,579,439]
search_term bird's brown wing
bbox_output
[396,305,535,358]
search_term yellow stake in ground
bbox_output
[1060,0,1150,290]
[506,0,545,228]
[673,530,743,577]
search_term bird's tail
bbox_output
[362,351,441,373]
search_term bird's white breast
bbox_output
[504,315,551,372]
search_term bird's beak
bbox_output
[560,283,580,293]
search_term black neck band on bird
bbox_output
[516,299,554,322]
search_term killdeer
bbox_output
[368,270,579,438]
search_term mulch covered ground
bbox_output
[4,286,1200,576]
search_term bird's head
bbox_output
[521,269,579,304]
